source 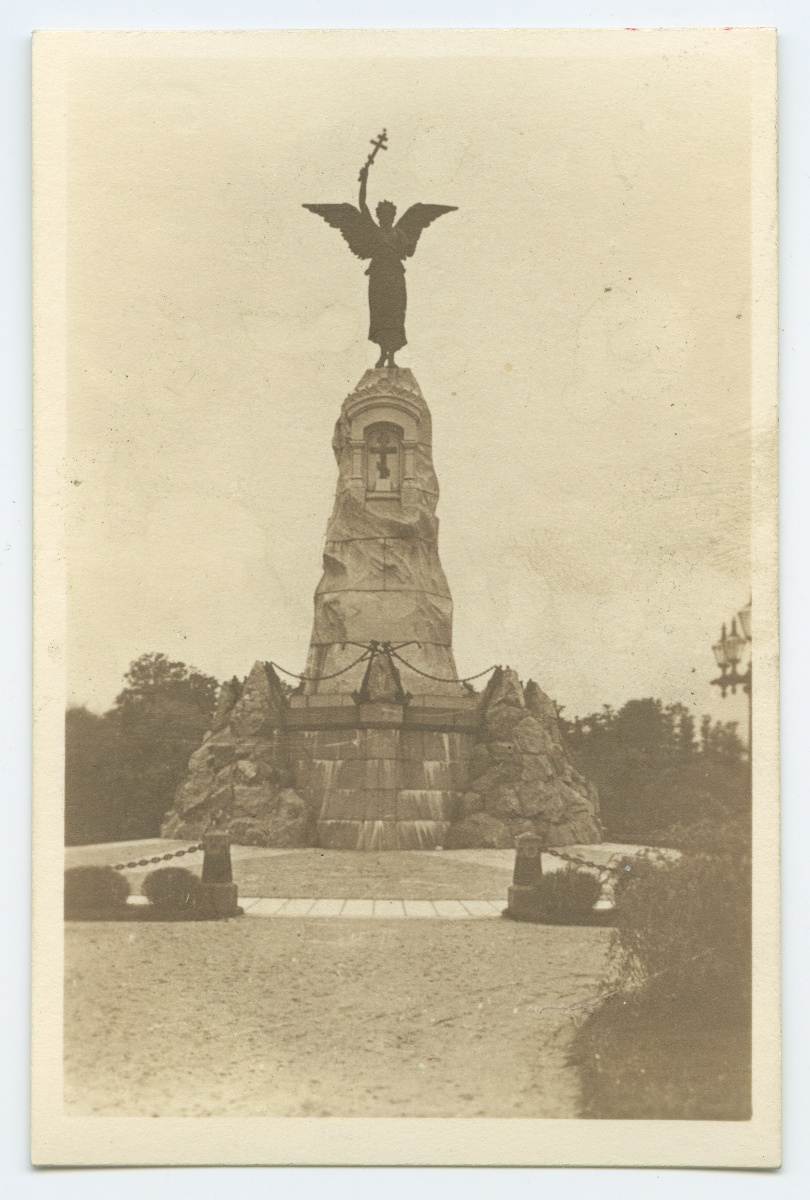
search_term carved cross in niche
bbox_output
[366,425,401,492]
[374,436,396,480]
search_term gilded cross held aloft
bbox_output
[360,128,388,178]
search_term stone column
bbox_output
[291,368,477,850]
[507,831,545,921]
[197,830,242,918]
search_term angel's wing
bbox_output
[302,203,377,260]
[394,203,458,258]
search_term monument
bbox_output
[162,134,601,851]
[288,364,479,850]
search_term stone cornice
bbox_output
[347,367,424,406]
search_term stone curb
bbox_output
[239,897,509,918]
[123,895,510,919]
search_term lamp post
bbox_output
[710,599,752,764]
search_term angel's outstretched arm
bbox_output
[358,164,371,217]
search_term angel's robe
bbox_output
[365,226,409,355]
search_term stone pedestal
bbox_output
[294,368,471,848]
[303,369,465,699]
[507,831,544,921]
[198,831,242,918]
[163,369,602,853]
[197,882,241,919]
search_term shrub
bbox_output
[64,866,130,918]
[142,867,202,914]
[572,816,752,1119]
[609,821,751,1022]
[535,869,603,920]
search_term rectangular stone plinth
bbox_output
[358,702,405,728]
[286,705,359,731]
[285,696,479,734]
[318,789,454,823]
[286,696,477,851]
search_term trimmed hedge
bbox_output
[64,866,130,918]
[534,868,603,921]
[142,866,202,914]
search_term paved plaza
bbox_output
[61,838,654,1117]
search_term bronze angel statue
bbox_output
[303,131,457,367]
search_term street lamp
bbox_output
[710,600,752,761]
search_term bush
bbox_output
[609,820,751,1021]
[64,866,130,918]
[573,988,751,1120]
[571,816,752,1119]
[535,869,603,920]
[142,867,202,914]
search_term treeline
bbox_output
[67,656,749,847]
[66,654,219,845]
[560,698,749,845]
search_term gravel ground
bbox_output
[65,918,610,1118]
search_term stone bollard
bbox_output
[198,830,242,919]
[506,832,544,922]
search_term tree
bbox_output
[561,697,748,845]
[65,654,220,844]
[115,653,219,712]
[65,706,120,845]
[700,714,746,760]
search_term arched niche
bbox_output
[343,385,422,496]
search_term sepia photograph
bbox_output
[31,26,779,1167]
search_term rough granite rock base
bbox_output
[161,661,317,847]
[444,668,601,849]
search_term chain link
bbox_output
[110,844,203,871]
[542,846,672,876]
[269,641,497,688]
[268,649,372,683]
[542,847,617,874]
[387,647,498,684]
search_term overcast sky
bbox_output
[65,34,752,731]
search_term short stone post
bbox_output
[506,832,544,921]
[198,829,242,919]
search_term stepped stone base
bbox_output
[289,694,477,850]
